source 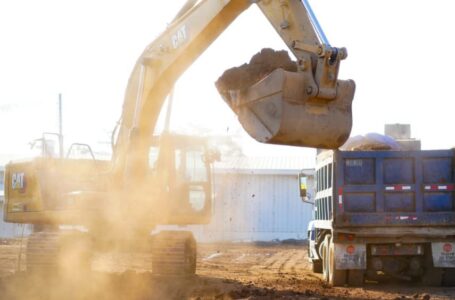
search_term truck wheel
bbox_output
[348,270,364,286]
[422,267,443,286]
[322,235,330,282]
[442,269,455,286]
[328,235,346,286]
[312,260,323,273]
[422,246,443,286]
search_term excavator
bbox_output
[3,0,355,275]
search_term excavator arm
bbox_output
[114,0,355,184]
[114,0,251,182]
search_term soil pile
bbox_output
[216,48,297,92]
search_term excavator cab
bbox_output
[148,133,217,225]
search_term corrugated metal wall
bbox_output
[0,203,32,238]
[180,172,314,242]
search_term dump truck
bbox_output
[300,149,455,286]
[3,0,355,275]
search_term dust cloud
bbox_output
[2,240,454,300]
[0,230,223,300]
[1,136,231,299]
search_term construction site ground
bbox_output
[0,239,454,300]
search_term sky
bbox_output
[1,0,454,162]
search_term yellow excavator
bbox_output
[3,0,355,275]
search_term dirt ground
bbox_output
[0,239,454,300]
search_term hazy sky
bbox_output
[1,0,454,161]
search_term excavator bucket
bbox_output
[218,68,355,149]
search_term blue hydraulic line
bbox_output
[301,0,331,47]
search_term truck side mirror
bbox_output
[299,172,314,204]
[299,173,307,197]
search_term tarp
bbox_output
[340,133,401,151]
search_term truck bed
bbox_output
[329,150,454,228]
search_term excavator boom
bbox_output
[114,0,355,182]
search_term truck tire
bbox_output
[421,267,443,286]
[312,260,323,273]
[322,235,330,282]
[328,235,346,286]
[348,270,364,286]
[442,269,455,286]
[422,246,443,286]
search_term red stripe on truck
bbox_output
[424,184,454,191]
[385,185,412,191]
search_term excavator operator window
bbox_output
[175,149,182,173]
[148,134,212,221]
[189,185,205,212]
[148,146,160,170]
[184,150,209,212]
[185,150,208,183]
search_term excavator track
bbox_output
[26,230,92,273]
[151,231,196,276]
[26,231,60,272]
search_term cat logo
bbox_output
[12,173,25,190]
[171,25,187,49]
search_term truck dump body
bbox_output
[310,149,455,286]
[318,150,455,228]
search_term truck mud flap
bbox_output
[335,243,366,270]
[432,242,455,268]
[219,69,355,149]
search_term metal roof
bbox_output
[215,155,315,175]
[0,154,316,176]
